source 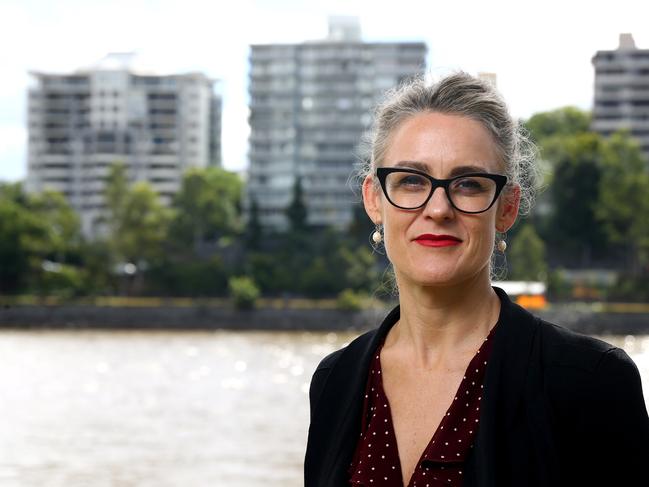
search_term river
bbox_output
[0,330,647,487]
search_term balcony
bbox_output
[592,119,649,131]
[595,73,649,87]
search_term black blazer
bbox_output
[305,287,649,486]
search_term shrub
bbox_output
[336,288,368,311]
[228,276,260,310]
[34,262,85,299]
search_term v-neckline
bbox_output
[376,325,497,487]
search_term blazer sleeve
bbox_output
[572,347,649,485]
[308,349,343,421]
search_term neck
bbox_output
[386,270,500,369]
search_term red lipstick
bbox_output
[414,234,462,247]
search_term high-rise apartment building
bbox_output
[247,18,427,230]
[26,53,221,236]
[592,33,649,160]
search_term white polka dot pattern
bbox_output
[348,323,498,486]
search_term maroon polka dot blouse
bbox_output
[348,324,497,486]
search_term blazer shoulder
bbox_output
[313,327,379,373]
[537,319,649,483]
[537,318,618,373]
[538,317,648,438]
[308,327,380,421]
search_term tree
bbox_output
[545,132,609,265]
[104,162,129,237]
[0,191,45,293]
[114,182,169,264]
[103,163,171,294]
[170,167,243,252]
[596,130,649,273]
[285,176,308,233]
[525,107,591,143]
[522,107,596,268]
[508,223,547,281]
[339,245,379,291]
[347,201,375,247]
[0,183,83,294]
[27,190,81,262]
[244,197,263,251]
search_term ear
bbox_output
[362,174,383,225]
[496,184,520,233]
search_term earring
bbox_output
[497,239,507,252]
[372,230,383,244]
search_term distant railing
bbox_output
[0,295,384,310]
[2,293,648,313]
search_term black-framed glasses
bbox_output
[376,167,508,214]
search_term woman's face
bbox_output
[363,112,520,288]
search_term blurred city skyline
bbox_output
[1,0,648,182]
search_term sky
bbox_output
[1,0,648,182]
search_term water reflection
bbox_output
[0,330,646,487]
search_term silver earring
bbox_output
[497,239,507,252]
[372,230,383,244]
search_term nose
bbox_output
[422,186,455,220]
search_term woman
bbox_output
[304,73,649,487]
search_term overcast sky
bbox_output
[1,0,648,182]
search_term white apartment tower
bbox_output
[247,18,427,229]
[592,34,649,160]
[26,53,222,236]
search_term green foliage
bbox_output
[170,167,243,250]
[147,255,229,296]
[0,191,44,292]
[609,274,649,302]
[301,256,340,296]
[76,240,114,295]
[245,252,287,294]
[241,225,380,298]
[336,288,368,311]
[297,230,380,297]
[28,190,82,259]
[0,182,83,294]
[508,224,547,281]
[525,106,591,143]
[244,197,263,251]
[120,182,169,261]
[104,162,129,224]
[286,176,308,233]
[347,201,375,247]
[104,163,170,266]
[596,131,649,271]
[339,246,378,290]
[35,263,86,298]
[543,132,609,264]
[546,268,573,301]
[228,276,260,310]
[6,104,646,302]
[525,106,649,293]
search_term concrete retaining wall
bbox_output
[1,304,649,335]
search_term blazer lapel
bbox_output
[313,306,401,487]
[464,287,540,487]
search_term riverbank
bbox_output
[1,300,649,334]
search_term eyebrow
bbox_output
[393,161,490,177]
[448,165,490,177]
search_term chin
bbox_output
[400,268,461,288]
[398,263,488,289]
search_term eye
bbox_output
[451,177,491,193]
[394,174,428,188]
